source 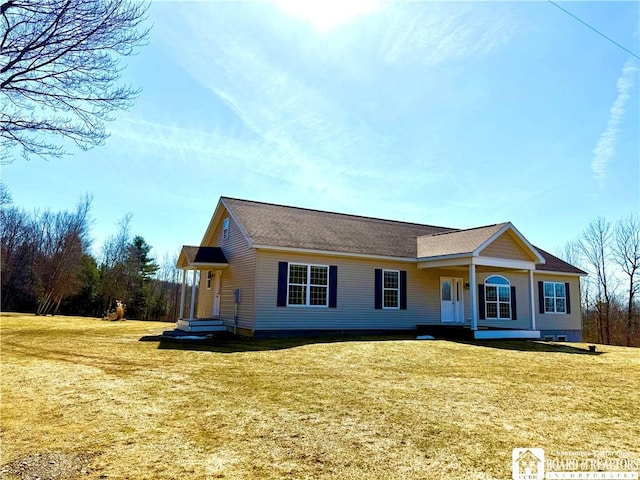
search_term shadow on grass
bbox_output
[139,333,417,353]
[139,333,602,355]
[449,339,603,355]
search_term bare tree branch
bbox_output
[0,0,150,162]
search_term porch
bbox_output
[174,246,230,333]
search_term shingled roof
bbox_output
[222,197,454,258]
[220,197,586,274]
[417,223,509,258]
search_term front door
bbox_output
[212,271,221,318]
[441,277,464,323]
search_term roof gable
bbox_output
[177,246,229,268]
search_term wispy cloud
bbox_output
[591,58,638,182]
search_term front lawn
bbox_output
[1,313,638,479]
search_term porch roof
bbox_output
[177,246,229,269]
[416,222,545,267]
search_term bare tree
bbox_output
[0,0,149,162]
[32,194,92,315]
[98,213,132,312]
[613,214,640,346]
[1,184,37,310]
[579,218,615,344]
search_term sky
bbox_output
[2,0,639,263]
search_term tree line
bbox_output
[560,214,639,347]
[1,185,182,321]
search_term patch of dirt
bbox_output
[0,452,98,480]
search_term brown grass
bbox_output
[1,312,638,479]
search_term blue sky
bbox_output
[3,0,639,262]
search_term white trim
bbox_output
[471,256,537,270]
[470,264,477,330]
[222,217,230,240]
[484,275,512,320]
[286,263,329,307]
[418,255,537,271]
[182,262,229,269]
[542,281,568,314]
[189,269,198,321]
[382,269,400,310]
[179,269,187,320]
[534,269,586,277]
[254,244,416,263]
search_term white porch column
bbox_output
[179,269,187,320]
[529,269,536,330]
[470,263,477,331]
[189,269,198,321]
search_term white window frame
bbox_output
[206,270,212,290]
[222,217,230,240]
[544,335,556,342]
[485,275,511,320]
[543,281,567,314]
[382,269,400,310]
[286,263,329,308]
[556,335,567,342]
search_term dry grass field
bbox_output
[1,312,638,479]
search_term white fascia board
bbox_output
[181,263,230,270]
[474,222,545,264]
[533,269,587,277]
[417,255,472,269]
[252,244,416,263]
[471,256,537,270]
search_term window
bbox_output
[222,217,230,240]
[287,263,328,307]
[485,275,511,319]
[383,270,400,309]
[544,335,556,342]
[544,282,566,313]
[556,335,567,342]
[206,271,212,290]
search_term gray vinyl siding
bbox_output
[198,207,256,330]
[255,251,428,331]
[476,271,531,329]
[533,274,582,331]
[254,252,536,331]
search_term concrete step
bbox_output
[176,324,228,333]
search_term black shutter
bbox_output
[565,282,571,314]
[538,281,545,314]
[329,266,338,308]
[374,269,382,309]
[277,262,288,307]
[400,270,407,310]
[478,284,485,320]
[510,286,517,320]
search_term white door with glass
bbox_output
[212,271,221,318]
[441,277,464,323]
